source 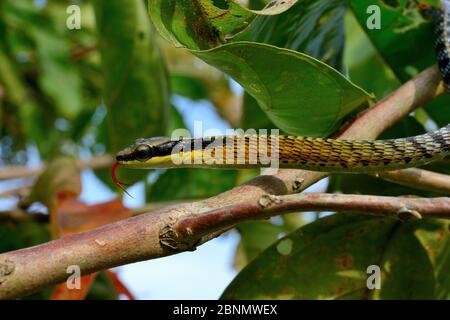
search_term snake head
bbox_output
[115,136,183,168]
[116,137,171,162]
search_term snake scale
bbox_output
[113,1,450,187]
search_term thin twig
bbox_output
[373,168,450,194]
[0,155,114,181]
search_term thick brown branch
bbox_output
[0,65,446,299]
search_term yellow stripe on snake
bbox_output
[115,124,450,173]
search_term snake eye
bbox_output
[134,144,153,161]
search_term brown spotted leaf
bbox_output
[222,215,450,299]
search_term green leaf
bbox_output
[149,0,371,136]
[240,92,277,131]
[0,219,49,254]
[222,215,450,299]
[170,74,208,100]
[95,0,170,152]
[370,219,449,299]
[347,0,434,82]
[234,214,305,270]
[4,0,84,119]
[31,28,84,119]
[234,221,286,270]
[347,0,450,129]
[194,42,370,136]
[240,0,349,131]
[236,0,347,72]
[344,11,400,98]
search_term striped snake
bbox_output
[112,1,450,189]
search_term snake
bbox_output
[112,1,450,192]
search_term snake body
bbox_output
[426,0,450,92]
[115,125,450,173]
[113,1,450,180]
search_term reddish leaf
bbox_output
[107,270,135,300]
[58,199,133,236]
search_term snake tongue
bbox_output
[111,161,134,198]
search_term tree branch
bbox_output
[0,65,447,299]
[173,193,450,242]
[1,192,448,299]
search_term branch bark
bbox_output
[0,65,447,299]
[0,192,448,299]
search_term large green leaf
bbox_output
[222,214,450,299]
[148,0,371,136]
[95,0,170,152]
[195,42,370,136]
[239,0,348,131]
